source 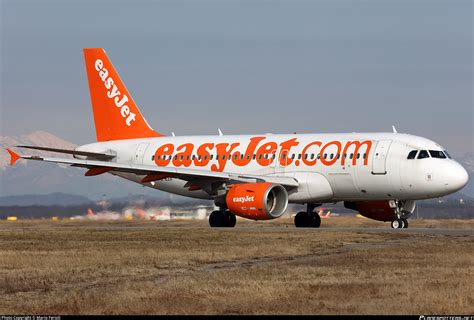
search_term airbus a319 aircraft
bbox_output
[7,49,469,229]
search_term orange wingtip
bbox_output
[6,149,21,166]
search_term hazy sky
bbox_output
[1,0,472,156]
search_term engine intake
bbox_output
[218,182,288,220]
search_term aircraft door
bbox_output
[133,143,150,165]
[371,140,392,175]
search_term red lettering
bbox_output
[341,140,372,166]
[301,141,322,166]
[232,136,266,166]
[194,143,214,166]
[256,142,278,166]
[320,140,342,166]
[279,138,299,166]
[172,143,194,167]
[211,142,240,172]
[154,144,174,167]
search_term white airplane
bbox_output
[6,48,469,229]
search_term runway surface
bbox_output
[0,217,472,314]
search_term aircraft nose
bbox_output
[446,162,469,192]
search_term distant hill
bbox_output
[0,192,93,206]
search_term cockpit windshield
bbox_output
[417,150,430,159]
[407,150,418,159]
[429,150,447,159]
[408,149,451,160]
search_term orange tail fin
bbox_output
[83,48,163,141]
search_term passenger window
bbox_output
[253,154,256,160]
[310,154,314,160]
[417,150,430,159]
[357,153,360,159]
[407,150,418,159]
[298,154,302,160]
[429,150,447,159]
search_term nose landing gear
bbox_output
[391,217,409,229]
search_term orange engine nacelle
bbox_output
[224,182,288,220]
[344,200,416,222]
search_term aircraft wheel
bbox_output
[295,211,309,228]
[401,218,409,228]
[225,211,237,228]
[209,210,225,227]
[310,212,321,228]
[391,219,404,229]
[392,219,401,229]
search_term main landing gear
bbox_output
[294,204,321,228]
[391,217,408,229]
[209,210,236,228]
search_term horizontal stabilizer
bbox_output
[15,145,115,160]
[6,149,21,166]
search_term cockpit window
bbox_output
[429,150,447,159]
[407,150,418,159]
[417,150,430,159]
[443,150,452,159]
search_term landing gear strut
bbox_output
[209,210,236,228]
[294,203,321,228]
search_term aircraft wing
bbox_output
[6,149,299,191]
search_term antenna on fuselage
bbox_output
[218,128,223,136]
[392,125,398,133]
[171,132,176,137]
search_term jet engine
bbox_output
[216,182,288,220]
[344,200,416,221]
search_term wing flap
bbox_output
[16,145,115,160]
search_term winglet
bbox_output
[6,149,21,166]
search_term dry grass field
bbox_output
[0,217,472,315]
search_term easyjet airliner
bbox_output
[7,49,469,228]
